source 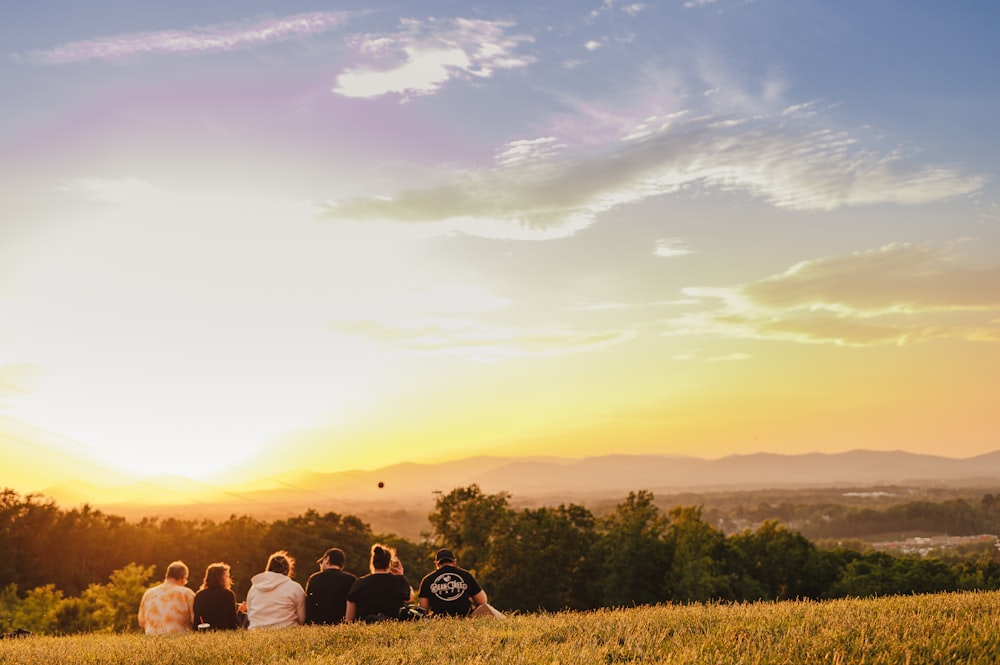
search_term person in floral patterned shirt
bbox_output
[138,560,196,635]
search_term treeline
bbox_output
[431,486,1000,611]
[4,485,1000,635]
[0,488,416,599]
[732,495,1000,539]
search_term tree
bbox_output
[0,490,60,592]
[594,491,671,607]
[7,584,64,635]
[664,506,730,603]
[427,485,512,576]
[727,520,817,600]
[57,505,137,596]
[82,563,155,633]
[484,504,599,612]
[0,584,19,633]
[829,552,958,598]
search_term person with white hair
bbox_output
[138,560,195,635]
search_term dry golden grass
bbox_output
[3,591,1000,664]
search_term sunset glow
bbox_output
[1,1,998,505]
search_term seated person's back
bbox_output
[418,549,487,617]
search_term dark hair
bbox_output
[200,562,231,591]
[324,548,346,568]
[369,543,395,572]
[165,561,189,582]
[266,550,295,577]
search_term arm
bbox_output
[345,601,357,622]
[192,593,204,626]
[470,590,488,608]
[137,589,149,629]
[418,597,430,612]
[225,591,239,629]
[294,586,307,625]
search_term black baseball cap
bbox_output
[318,547,346,567]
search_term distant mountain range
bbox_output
[39,449,1000,522]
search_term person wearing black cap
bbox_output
[417,549,491,617]
[305,548,357,625]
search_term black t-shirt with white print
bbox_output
[418,565,483,617]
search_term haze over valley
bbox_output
[27,449,1000,539]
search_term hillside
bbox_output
[2,592,997,664]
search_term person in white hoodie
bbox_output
[245,551,306,630]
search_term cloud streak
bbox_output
[56,177,167,204]
[670,244,1000,346]
[744,244,1000,313]
[333,18,534,99]
[18,11,349,64]
[323,106,985,239]
[330,319,635,361]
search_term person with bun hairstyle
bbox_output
[345,544,413,623]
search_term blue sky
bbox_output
[1,1,998,501]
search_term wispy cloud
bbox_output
[654,238,694,258]
[668,244,1000,346]
[621,4,649,17]
[56,176,167,204]
[333,18,534,100]
[744,243,1000,312]
[330,319,635,361]
[494,137,567,168]
[18,11,348,65]
[323,104,984,240]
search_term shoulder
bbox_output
[455,566,479,581]
[200,587,234,599]
[436,565,473,578]
[347,575,370,595]
[172,584,195,598]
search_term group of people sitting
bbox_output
[137,544,499,635]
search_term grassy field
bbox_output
[3,591,1000,664]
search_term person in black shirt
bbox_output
[305,547,356,625]
[193,562,240,630]
[418,549,490,617]
[345,544,412,622]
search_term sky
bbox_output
[1,0,999,503]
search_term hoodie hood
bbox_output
[250,570,293,592]
[246,570,306,629]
